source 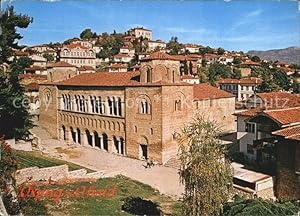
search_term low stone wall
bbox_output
[16,165,113,185]
[16,165,69,185]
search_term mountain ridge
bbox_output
[247,46,300,65]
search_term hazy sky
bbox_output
[3,0,300,51]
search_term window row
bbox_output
[61,94,122,117]
[63,50,94,57]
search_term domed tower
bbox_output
[140,52,181,84]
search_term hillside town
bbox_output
[0,2,299,216]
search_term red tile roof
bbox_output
[54,71,140,86]
[65,44,89,50]
[48,61,76,68]
[50,71,191,87]
[263,107,300,125]
[78,65,95,71]
[24,66,46,71]
[193,84,234,100]
[272,125,300,141]
[241,60,260,66]
[256,92,300,109]
[108,64,127,69]
[142,52,180,61]
[15,50,29,56]
[234,108,261,117]
[217,77,262,85]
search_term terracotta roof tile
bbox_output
[142,52,179,61]
[48,61,76,68]
[193,84,234,100]
[217,77,262,85]
[234,108,261,117]
[256,92,300,109]
[65,44,89,50]
[263,107,300,125]
[78,65,95,71]
[272,125,300,141]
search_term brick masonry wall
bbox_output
[161,85,194,163]
[125,86,163,162]
[39,84,59,138]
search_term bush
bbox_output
[121,196,161,215]
[223,196,300,216]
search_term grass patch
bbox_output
[19,175,181,216]
[13,150,95,173]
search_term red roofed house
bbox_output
[234,92,300,200]
[217,77,262,101]
[39,52,236,165]
[59,44,96,68]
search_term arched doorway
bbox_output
[94,131,100,148]
[102,133,108,151]
[85,129,93,147]
[113,136,119,154]
[120,137,125,155]
[62,126,66,141]
[138,136,148,160]
[77,128,81,144]
[70,127,76,143]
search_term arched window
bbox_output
[140,98,150,114]
[146,68,151,83]
[90,96,95,113]
[108,97,113,115]
[175,100,182,111]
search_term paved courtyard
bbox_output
[30,126,184,199]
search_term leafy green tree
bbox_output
[251,55,261,62]
[208,63,232,85]
[223,196,300,216]
[177,116,232,216]
[0,139,21,215]
[42,53,54,62]
[291,76,300,93]
[189,61,193,74]
[183,60,189,74]
[272,69,291,91]
[199,46,214,55]
[232,68,242,79]
[217,47,225,55]
[201,58,207,67]
[97,32,124,59]
[167,36,182,54]
[0,6,33,64]
[132,37,148,54]
[80,28,97,39]
[197,67,209,83]
[232,57,241,65]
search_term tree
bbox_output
[42,53,54,62]
[177,116,232,216]
[0,59,34,139]
[183,60,189,74]
[197,67,209,83]
[80,28,97,39]
[189,61,193,74]
[208,63,232,85]
[199,46,214,55]
[97,32,124,59]
[223,196,300,216]
[167,36,182,54]
[0,139,21,215]
[231,68,242,79]
[251,55,261,62]
[232,57,241,65]
[217,47,225,55]
[0,6,33,64]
